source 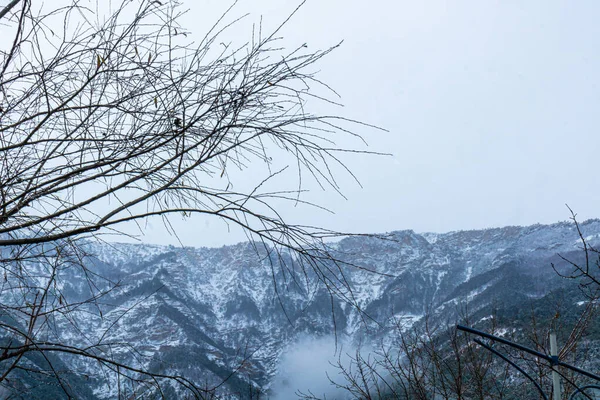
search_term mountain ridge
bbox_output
[6,218,600,398]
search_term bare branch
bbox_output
[0,0,20,22]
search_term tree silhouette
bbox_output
[0,0,379,396]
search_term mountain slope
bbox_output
[7,219,600,398]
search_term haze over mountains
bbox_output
[10,219,600,398]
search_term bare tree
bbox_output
[553,207,600,300]
[316,292,599,400]
[0,0,380,397]
[302,312,509,400]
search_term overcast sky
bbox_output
[136,0,600,247]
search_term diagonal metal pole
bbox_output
[570,385,600,400]
[457,325,600,382]
[474,338,548,400]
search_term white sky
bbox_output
[118,1,600,246]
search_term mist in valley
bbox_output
[270,335,371,400]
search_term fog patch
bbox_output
[270,335,367,400]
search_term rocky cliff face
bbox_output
[8,219,600,398]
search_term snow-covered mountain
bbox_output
[8,219,600,398]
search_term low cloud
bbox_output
[270,335,365,400]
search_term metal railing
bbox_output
[457,325,600,399]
